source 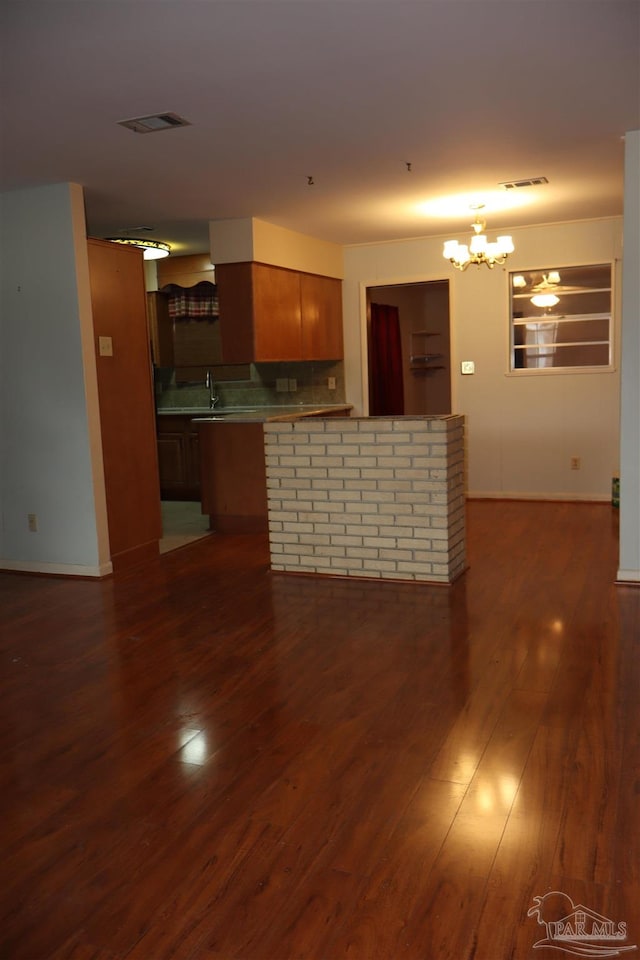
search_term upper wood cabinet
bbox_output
[300,272,343,360]
[217,262,343,363]
[157,253,215,289]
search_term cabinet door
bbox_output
[253,263,302,361]
[217,262,340,362]
[216,262,255,363]
[157,431,189,494]
[156,416,202,501]
[300,274,343,360]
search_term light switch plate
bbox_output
[461,360,475,374]
[99,336,113,357]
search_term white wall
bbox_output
[618,130,640,581]
[343,217,622,501]
[210,217,344,278]
[0,182,111,575]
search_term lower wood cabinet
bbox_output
[156,415,201,501]
[197,421,268,533]
[196,409,351,533]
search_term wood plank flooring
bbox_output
[1,500,638,959]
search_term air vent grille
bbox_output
[118,113,191,134]
[499,176,549,190]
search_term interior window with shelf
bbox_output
[509,263,612,372]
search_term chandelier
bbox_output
[443,206,514,271]
[107,237,171,260]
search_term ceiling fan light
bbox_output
[108,237,171,260]
[531,292,559,308]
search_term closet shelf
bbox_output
[410,353,444,363]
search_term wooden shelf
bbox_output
[410,332,446,373]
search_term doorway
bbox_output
[159,500,210,555]
[366,280,451,416]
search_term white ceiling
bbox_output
[1,1,639,257]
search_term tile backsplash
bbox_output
[155,360,345,410]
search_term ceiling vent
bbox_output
[117,113,191,134]
[499,176,549,190]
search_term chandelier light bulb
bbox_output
[443,208,514,271]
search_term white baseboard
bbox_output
[0,558,113,578]
[616,569,640,584]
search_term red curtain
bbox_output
[160,281,218,320]
[369,302,404,415]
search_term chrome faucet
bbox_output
[205,369,219,409]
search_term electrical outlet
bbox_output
[571,457,581,470]
[276,378,289,392]
[27,513,38,533]
[328,377,336,390]
[288,378,297,392]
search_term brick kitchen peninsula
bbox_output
[265,415,466,583]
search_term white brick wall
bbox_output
[265,416,466,583]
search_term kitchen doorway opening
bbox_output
[366,280,451,416]
[159,500,210,555]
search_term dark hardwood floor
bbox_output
[1,500,638,960]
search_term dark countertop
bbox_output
[190,404,353,423]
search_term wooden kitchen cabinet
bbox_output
[217,262,343,363]
[253,263,302,360]
[300,272,343,360]
[156,414,201,501]
[198,421,268,533]
[197,407,351,533]
[157,253,216,290]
